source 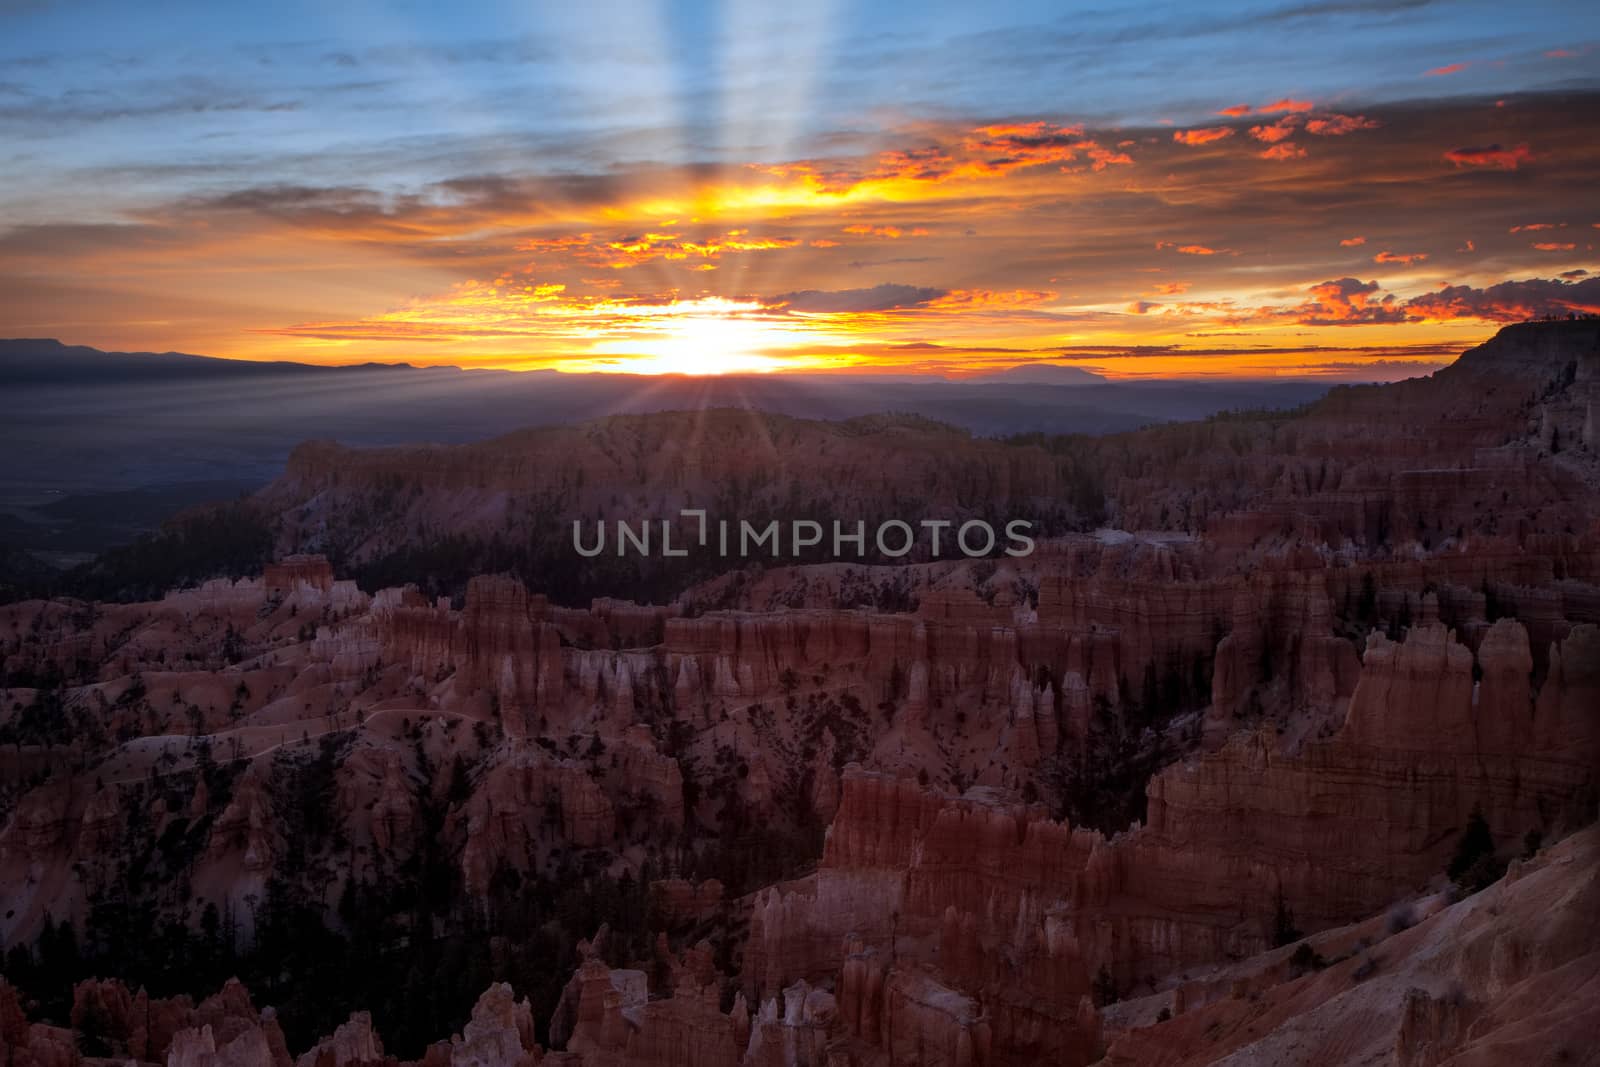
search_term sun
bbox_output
[585,297,825,375]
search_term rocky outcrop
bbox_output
[456,744,616,895]
[292,1011,381,1067]
[450,983,541,1067]
[743,615,1596,1057]
[651,878,724,926]
[264,556,335,596]
[170,1025,276,1067]
[1100,821,1600,1066]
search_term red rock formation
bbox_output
[651,879,724,926]
[264,556,335,596]
[743,612,1597,1059]
[293,1012,382,1067]
[1099,822,1600,1066]
[449,983,541,1067]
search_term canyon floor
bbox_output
[2,320,1599,1066]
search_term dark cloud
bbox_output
[1260,0,1441,20]
[1406,276,1600,322]
[771,284,947,313]
[0,74,305,127]
[847,257,942,269]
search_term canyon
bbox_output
[0,320,1598,1066]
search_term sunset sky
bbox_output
[3,0,1598,378]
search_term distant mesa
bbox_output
[967,362,1108,385]
[0,337,422,385]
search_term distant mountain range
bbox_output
[0,337,1350,556]
[0,338,437,385]
[1,339,1112,387]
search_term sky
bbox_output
[2,0,1598,378]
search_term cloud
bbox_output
[1340,236,1367,246]
[1198,273,1600,330]
[1295,358,1447,377]
[847,256,942,269]
[1261,142,1306,160]
[928,289,1057,310]
[1259,98,1314,113]
[1173,126,1235,146]
[14,87,1600,375]
[1443,143,1533,169]
[961,122,1091,173]
[1532,242,1576,251]
[1304,113,1379,135]
[963,122,1135,174]
[1222,99,1314,121]
[1152,281,1191,295]
[1299,277,1407,324]
[1083,144,1135,170]
[1405,276,1600,321]
[1374,250,1427,264]
[1250,116,1300,143]
[1425,62,1468,76]
[1125,300,1161,314]
[771,283,946,313]
[1509,223,1556,232]
[593,230,801,268]
[842,224,929,239]
[764,121,1135,194]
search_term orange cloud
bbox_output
[866,146,959,183]
[1305,113,1380,136]
[841,224,929,239]
[1340,236,1367,247]
[1302,277,1405,323]
[505,228,805,270]
[1446,143,1529,171]
[765,121,1138,195]
[1152,281,1191,295]
[1259,99,1314,114]
[1425,63,1468,76]
[927,288,1056,310]
[1374,250,1428,265]
[1249,116,1300,143]
[1508,223,1555,232]
[1407,276,1600,322]
[958,122,1117,176]
[1173,127,1235,146]
[1443,143,1533,169]
[1533,242,1577,251]
[1084,145,1134,170]
[1260,143,1306,161]
[1217,104,1253,117]
[517,233,594,251]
